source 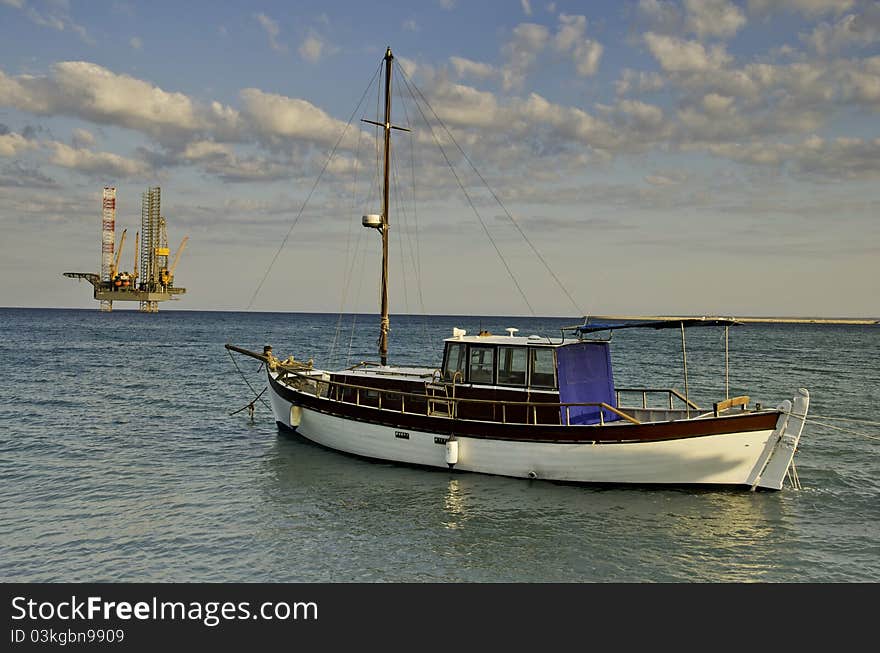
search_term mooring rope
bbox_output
[803,416,880,442]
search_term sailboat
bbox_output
[227,48,808,491]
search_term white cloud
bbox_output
[554,14,586,52]
[573,39,603,77]
[637,0,683,34]
[645,171,687,186]
[702,93,735,115]
[684,0,746,39]
[6,0,96,45]
[707,135,880,179]
[804,9,880,55]
[402,19,419,32]
[255,13,286,53]
[47,141,150,178]
[239,87,359,148]
[439,0,456,9]
[521,0,532,16]
[130,36,142,50]
[615,68,665,96]
[180,140,232,161]
[501,23,550,91]
[554,15,603,77]
[299,35,324,63]
[0,132,37,157]
[644,33,732,72]
[0,61,207,135]
[449,56,496,80]
[748,0,855,17]
[71,128,95,149]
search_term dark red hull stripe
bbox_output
[268,374,780,444]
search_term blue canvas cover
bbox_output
[556,341,618,425]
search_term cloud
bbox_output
[299,35,324,63]
[803,8,880,55]
[645,171,688,186]
[840,55,880,108]
[521,0,532,16]
[0,161,58,188]
[130,36,143,50]
[449,56,496,80]
[501,23,550,91]
[0,62,242,142]
[707,135,880,179]
[636,0,684,35]
[554,14,603,76]
[684,0,746,39]
[179,140,233,161]
[402,18,419,32]
[747,0,855,17]
[71,128,95,149]
[439,0,456,9]
[0,131,38,157]
[255,13,286,53]
[47,141,151,178]
[4,0,95,45]
[615,68,665,96]
[239,87,359,149]
[644,33,732,72]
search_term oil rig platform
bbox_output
[65,186,187,312]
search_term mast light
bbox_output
[362,214,383,229]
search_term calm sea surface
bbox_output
[1,308,878,582]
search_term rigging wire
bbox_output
[398,64,584,319]
[391,147,411,318]
[246,61,383,311]
[328,126,368,366]
[397,69,536,316]
[396,76,433,349]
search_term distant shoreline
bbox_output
[588,314,880,326]
[0,307,878,324]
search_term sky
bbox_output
[0,0,878,318]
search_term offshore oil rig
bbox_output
[65,186,187,312]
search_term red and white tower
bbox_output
[100,186,116,311]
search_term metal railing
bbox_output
[277,368,643,426]
[615,387,701,411]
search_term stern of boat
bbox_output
[748,388,809,490]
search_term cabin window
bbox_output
[497,346,527,386]
[442,342,466,382]
[468,345,496,384]
[529,347,556,389]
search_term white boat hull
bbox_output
[267,374,808,490]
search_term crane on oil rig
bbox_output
[160,236,188,288]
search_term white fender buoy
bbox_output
[290,405,302,427]
[445,438,459,467]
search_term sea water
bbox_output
[1,308,878,582]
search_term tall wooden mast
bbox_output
[362,47,407,364]
[379,46,393,366]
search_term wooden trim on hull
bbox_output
[268,373,780,444]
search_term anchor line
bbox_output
[227,348,272,411]
[229,386,268,416]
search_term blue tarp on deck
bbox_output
[556,341,618,425]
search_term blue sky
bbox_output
[0,0,878,317]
